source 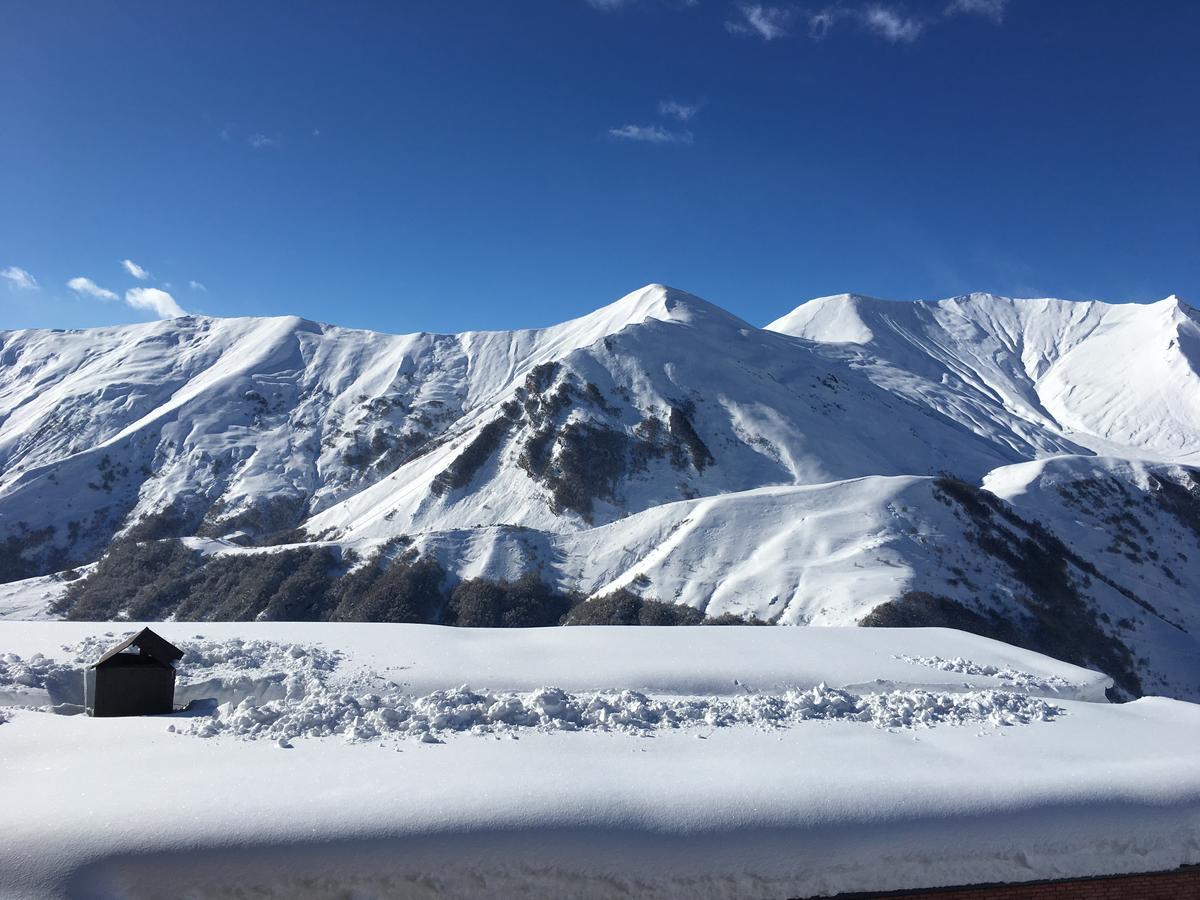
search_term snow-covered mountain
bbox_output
[767,291,1200,461]
[2,285,1198,698]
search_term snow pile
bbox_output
[160,638,1062,743]
[60,632,341,674]
[0,634,1067,738]
[0,649,79,706]
[895,654,1076,693]
[187,682,1063,744]
[177,637,342,673]
[0,634,348,711]
[0,650,63,689]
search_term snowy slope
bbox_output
[1,622,1197,900]
[2,286,1199,700]
[1,285,1106,569]
[767,292,1200,462]
[0,288,713,562]
[402,465,1198,698]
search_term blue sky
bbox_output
[1,1,1197,334]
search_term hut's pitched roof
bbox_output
[91,627,184,669]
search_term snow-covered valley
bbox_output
[1,286,1199,701]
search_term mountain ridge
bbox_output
[2,285,1198,700]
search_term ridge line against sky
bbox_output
[1,1,1196,334]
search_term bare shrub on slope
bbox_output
[328,543,448,623]
[430,415,516,497]
[923,477,1143,697]
[446,574,574,627]
[564,589,704,626]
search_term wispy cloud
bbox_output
[189,280,208,292]
[125,287,186,318]
[861,4,924,42]
[945,0,1006,22]
[67,277,118,301]
[726,4,793,40]
[726,0,998,45]
[658,99,702,122]
[1,266,38,291]
[121,258,151,280]
[806,7,844,38]
[609,124,695,144]
[248,133,279,150]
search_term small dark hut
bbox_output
[85,627,184,717]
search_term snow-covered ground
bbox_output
[3,622,1198,899]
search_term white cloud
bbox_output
[189,280,208,292]
[67,277,118,301]
[121,258,151,280]
[945,0,1006,22]
[248,133,278,150]
[720,0,989,45]
[125,287,186,319]
[609,124,694,144]
[1,266,38,290]
[658,99,702,121]
[726,4,792,40]
[861,4,924,42]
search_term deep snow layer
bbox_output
[0,621,1112,705]
[2,627,1077,744]
[4,623,1199,899]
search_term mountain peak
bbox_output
[1157,294,1195,316]
[601,283,745,325]
[765,293,886,344]
[546,284,750,347]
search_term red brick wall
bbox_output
[827,866,1200,899]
